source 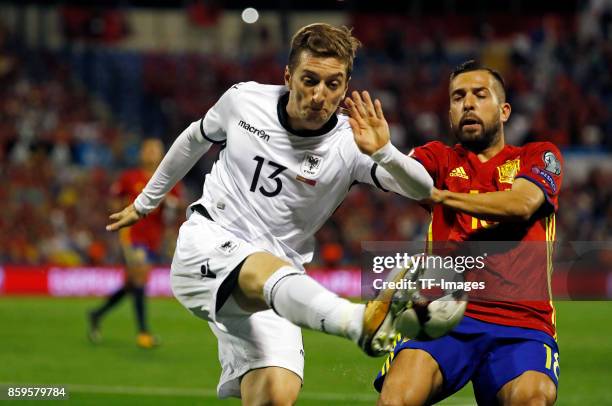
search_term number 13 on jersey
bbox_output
[250,155,287,197]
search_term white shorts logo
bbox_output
[216,240,240,255]
[300,154,324,178]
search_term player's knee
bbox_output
[378,350,442,406]
[239,252,290,298]
[503,373,557,406]
[508,385,556,406]
[378,388,429,406]
[129,274,148,287]
[237,266,266,299]
[377,394,402,406]
[126,265,150,287]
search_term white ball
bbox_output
[395,292,467,340]
[241,8,259,24]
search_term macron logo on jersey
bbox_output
[238,120,270,142]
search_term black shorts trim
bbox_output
[215,259,247,314]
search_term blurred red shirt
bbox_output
[111,169,183,254]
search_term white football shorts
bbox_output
[170,210,304,398]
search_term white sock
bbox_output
[263,266,365,342]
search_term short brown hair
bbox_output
[450,59,507,102]
[288,23,361,77]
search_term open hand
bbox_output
[345,91,390,156]
[106,204,143,231]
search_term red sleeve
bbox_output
[110,172,128,198]
[515,142,563,212]
[169,181,184,199]
[408,141,447,184]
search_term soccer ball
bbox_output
[395,290,467,340]
[393,256,468,340]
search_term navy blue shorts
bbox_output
[374,316,560,405]
[123,243,159,265]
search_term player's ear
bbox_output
[284,66,291,88]
[500,102,511,123]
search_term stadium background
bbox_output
[0,1,610,404]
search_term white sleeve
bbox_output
[133,121,213,214]
[370,142,433,200]
[200,84,240,143]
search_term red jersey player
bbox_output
[88,138,183,348]
[346,61,561,405]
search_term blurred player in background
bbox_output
[106,23,434,403]
[88,138,184,349]
[369,61,562,405]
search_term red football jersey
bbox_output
[410,141,563,337]
[111,168,183,253]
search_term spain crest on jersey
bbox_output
[497,158,520,184]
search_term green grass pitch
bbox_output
[0,297,610,405]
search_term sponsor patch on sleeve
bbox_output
[531,166,557,193]
[542,151,561,175]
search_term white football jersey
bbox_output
[191,82,386,267]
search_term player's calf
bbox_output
[378,349,443,406]
[238,252,416,357]
[497,371,557,406]
[237,252,366,344]
[245,253,416,357]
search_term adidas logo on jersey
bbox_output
[238,120,270,142]
[449,166,469,179]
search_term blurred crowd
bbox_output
[0,24,139,265]
[349,12,612,152]
[0,8,610,266]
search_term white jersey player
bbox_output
[107,23,434,403]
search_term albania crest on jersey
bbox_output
[497,158,520,184]
[300,154,324,178]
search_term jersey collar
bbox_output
[457,143,514,166]
[277,92,338,137]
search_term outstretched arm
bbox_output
[345,91,433,200]
[106,121,214,231]
[431,178,546,222]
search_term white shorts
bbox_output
[171,211,304,398]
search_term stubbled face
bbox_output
[449,70,510,152]
[140,139,164,170]
[285,51,349,130]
